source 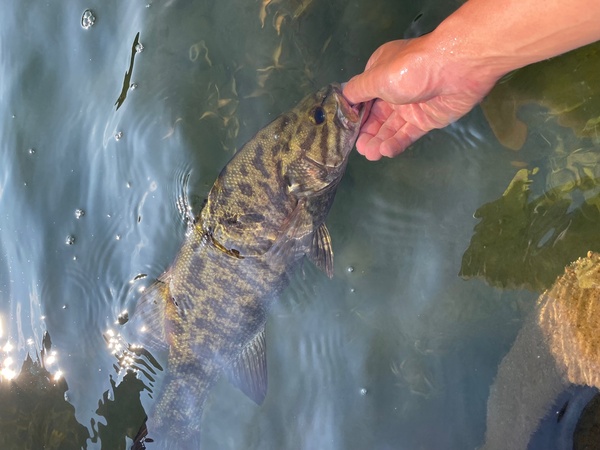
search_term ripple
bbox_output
[263,293,370,450]
[169,161,196,225]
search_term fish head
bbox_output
[296,83,369,168]
[283,83,371,197]
[199,84,370,258]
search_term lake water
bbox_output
[1,0,599,449]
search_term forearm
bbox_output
[434,0,600,79]
[343,0,600,159]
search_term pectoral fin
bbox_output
[227,329,268,405]
[286,158,331,196]
[307,223,334,278]
[266,197,308,262]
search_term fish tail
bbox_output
[149,372,209,448]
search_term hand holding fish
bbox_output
[343,37,497,161]
[344,0,600,161]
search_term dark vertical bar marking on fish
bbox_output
[272,143,282,155]
[303,127,317,153]
[257,181,283,209]
[277,116,291,136]
[319,122,330,164]
[236,199,249,211]
[252,144,271,179]
[238,182,254,197]
[274,160,283,185]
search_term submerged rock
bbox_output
[538,252,600,387]
[482,251,600,449]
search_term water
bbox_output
[1,1,599,449]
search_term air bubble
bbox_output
[347,266,354,273]
[130,83,138,90]
[360,388,368,396]
[81,10,96,29]
[117,311,129,325]
[65,235,76,245]
[28,148,35,155]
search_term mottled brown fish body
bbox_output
[134,84,369,445]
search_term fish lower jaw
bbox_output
[336,112,357,131]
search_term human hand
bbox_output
[344,38,500,160]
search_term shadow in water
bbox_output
[461,165,600,291]
[481,41,600,151]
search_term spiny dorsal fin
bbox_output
[308,223,334,278]
[227,329,268,405]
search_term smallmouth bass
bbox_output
[132,83,369,447]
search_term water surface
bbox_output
[1,0,599,449]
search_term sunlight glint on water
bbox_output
[0,0,599,449]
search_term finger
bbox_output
[355,133,383,161]
[360,111,385,137]
[380,121,428,157]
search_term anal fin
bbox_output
[227,329,268,405]
[307,223,334,278]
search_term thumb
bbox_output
[342,73,378,105]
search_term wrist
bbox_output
[428,13,513,87]
[418,22,506,102]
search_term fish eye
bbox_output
[312,107,326,125]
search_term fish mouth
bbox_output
[331,83,371,130]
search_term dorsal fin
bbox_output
[129,279,172,352]
[226,329,268,405]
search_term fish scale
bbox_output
[131,83,369,447]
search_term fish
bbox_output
[132,83,370,447]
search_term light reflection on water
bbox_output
[0,0,599,449]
